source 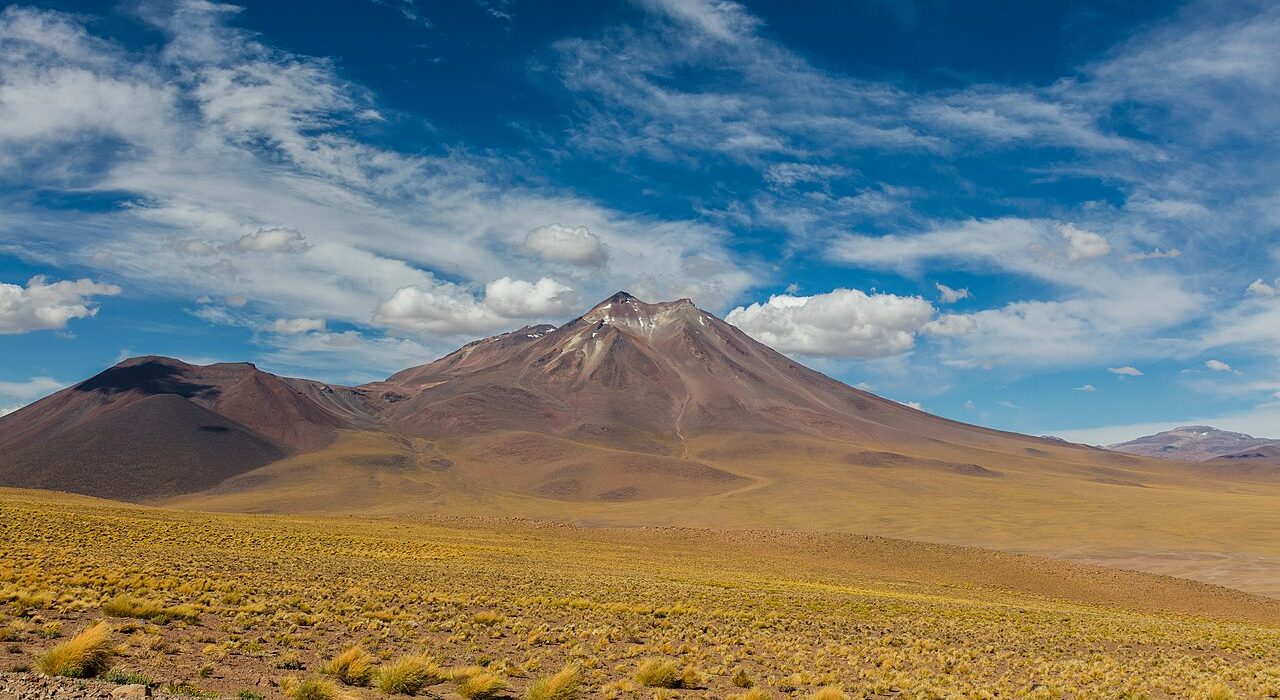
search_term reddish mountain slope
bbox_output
[0,356,379,498]
[370,292,1069,454]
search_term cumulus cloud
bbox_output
[725,288,935,358]
[1205,359,1239,373]
[1074,384,1097,392]
[373,276,579,335]
[0,276,121,334]
[523,224,607,266]
[266,318,326,334]
[935,283,970,303]
[1108,366,1144,376]
[1058,223,1111,262]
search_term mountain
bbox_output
[1108,425,1279,462]
[7,292,1280,596]
[0,356,381,498]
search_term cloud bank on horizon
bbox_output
[0,0,1278,440]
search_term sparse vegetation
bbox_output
[4,488,1280,699]
[35,621,113,678]
[102,595,199,624]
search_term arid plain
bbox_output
[4,488,1280,700]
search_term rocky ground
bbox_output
[0,672,207,699]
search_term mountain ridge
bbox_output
[1108,425,1280,462]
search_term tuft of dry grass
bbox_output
[281,675,350,700]
[807,685,846,700]
[457,671,507,699]
[729,690,773,700]
[634,658,682,688]
[36,621,113,678]
[1203,684,1237,700]
[525,662,582,700]
[376,654,446,695]
[102,595,199,623]
[320,646,376,687]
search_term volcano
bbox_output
[6,292,1280,595]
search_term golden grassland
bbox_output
[3,487,1280,699]
[163,430,1280,598]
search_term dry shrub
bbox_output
[526,662,583,700]
[458,671,507,699]
[320,646,376,687]
[807,686,846,700]
[634,658,682,688]
[377,654,446,695]
[37,622,113,678]
[281,675,350,700]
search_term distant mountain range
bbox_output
[1108,425,1280,463]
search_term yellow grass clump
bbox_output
[634,658,683,688]
[102,594,199,623]
[36,621,113,678]
[320,646,376,687]
[525,662,583,700]
[376,654,446,695]
[282,675,351,700]
[457,671,507,699]
[807,685,846,700]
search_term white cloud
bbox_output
[523,224,607,266]
[763,163,855,188]
[1246,278,1277,296]
[373,276,579,335]
[935,283,969,303]
[1074,384,1097,392]
[482,277,580,317]
[0,276,121,334]
[1058,223,1111,262]
[1108,366,1144,376]
[232,227,310,254]
[963,400,976,410]
[830,218,1202,368]
[0,375,67,415]
[921,313,976,337]
[1204,359,1239,373]
[0,4,755,359]
[1124,247,1182,261]
[266,317,326,334]
[725,288,935,358]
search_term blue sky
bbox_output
[2,0,1279,444]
